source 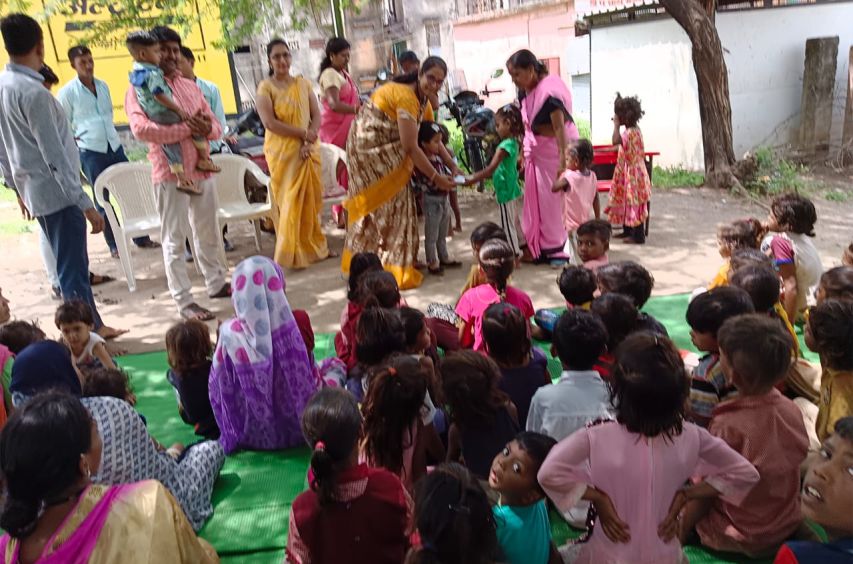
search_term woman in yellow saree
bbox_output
[0,393,217,563]
[257,39,330,269]
[342,57,459,290]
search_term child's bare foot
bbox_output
[196,159,221,173]
[176,174,202,195]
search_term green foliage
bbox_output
[0,0,354,50]
[124,145,149,162]
[652,166,704,188]
[575,117,591,141]
[744,147,807,195]
[824,189,850,202]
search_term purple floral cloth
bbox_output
[209,256,319,453]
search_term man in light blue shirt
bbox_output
[177,47,227,153]
[58,44,158,256]
[177,46,235,254]
[0,14,123,338]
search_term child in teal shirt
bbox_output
[465,104,526,257]
[126,31,219,193]
[488,431,561,564]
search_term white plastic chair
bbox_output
[93,163,161,292]
[211,154,274,252]
[319,142,348,202]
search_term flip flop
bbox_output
[89,272,115,285]
[209,283,232,299]
[440,260,463,268]
[180,303,215,321]
[135,240,161,249]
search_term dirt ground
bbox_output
[1,186,851,354]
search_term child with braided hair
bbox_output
[288,388,411,564]
[456,238,534,352]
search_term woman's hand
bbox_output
[435,175,456,192]
[304,129,318,144]
[590,489,631,543]
[299,144,312,160]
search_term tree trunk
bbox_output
[660,0,741,189]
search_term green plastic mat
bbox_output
[117,292,808,563]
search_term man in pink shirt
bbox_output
[125,26,228,320]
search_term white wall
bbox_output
[589,3,853,169]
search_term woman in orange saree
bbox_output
[257,39,330,269]
[342,57,459,290]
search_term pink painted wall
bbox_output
[453,2,575,110]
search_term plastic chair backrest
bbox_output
[93,163,158,223]
[211,154,254,207]
[319,142,347,198]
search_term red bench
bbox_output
[591,145,660,235]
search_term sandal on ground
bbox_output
[89,272,115,285]
[428,265,444,275]
[440,260,462,268]
[414,261,427,271]
[110,249,120,259]
[209,283,232,299]
[50,286,62,300]
[180,303,215,321]
[135,240,161,249]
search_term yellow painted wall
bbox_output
[0,1,238,124]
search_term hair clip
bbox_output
[314,441,326,452]
[387,367,398,377]
[448,503,471,515]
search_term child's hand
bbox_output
[462,175,476,186]
[658,489,689,542]
[592,490,631,543]
[178,109,191,122]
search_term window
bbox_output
[425,20,441,48]
[384,0,399,25]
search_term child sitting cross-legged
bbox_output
[539,332,760,564]
[558,265,596,310]
[533,265,596,339]
[288,388,411,564]
[165,319,219,440]
[774,417,853,563]
[55,300,116,372]
[686,286,755,427]
[574,219,611,271]
[589,293,640,382]
[483,303,551,427]
[815,265,853,305]
[762,192,823,324]
[488,432,561,564]
[681,314,809,558]
[360,353,445,492]
[456,238,534,353]
[805,300,853,443]
[527,309,612,441]
[708,218,764,289]
[441,351,519,480]
[596,261,668,337]
[405,463,500,564]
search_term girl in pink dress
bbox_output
[538,333,759,564]
[606,94,651,245]
[552,138,600,264]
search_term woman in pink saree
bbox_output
[507,50,579,263]
[319,37,360,227]
[0,393,216,563]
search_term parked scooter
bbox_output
[443,69,504,191]
[224,108,269,174]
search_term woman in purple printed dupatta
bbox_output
[506,49,579,263]
[209,256,320,453]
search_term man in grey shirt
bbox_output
[0,13,124,338]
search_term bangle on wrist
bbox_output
[429,170,438,182]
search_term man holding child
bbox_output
[124,25,229,321]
